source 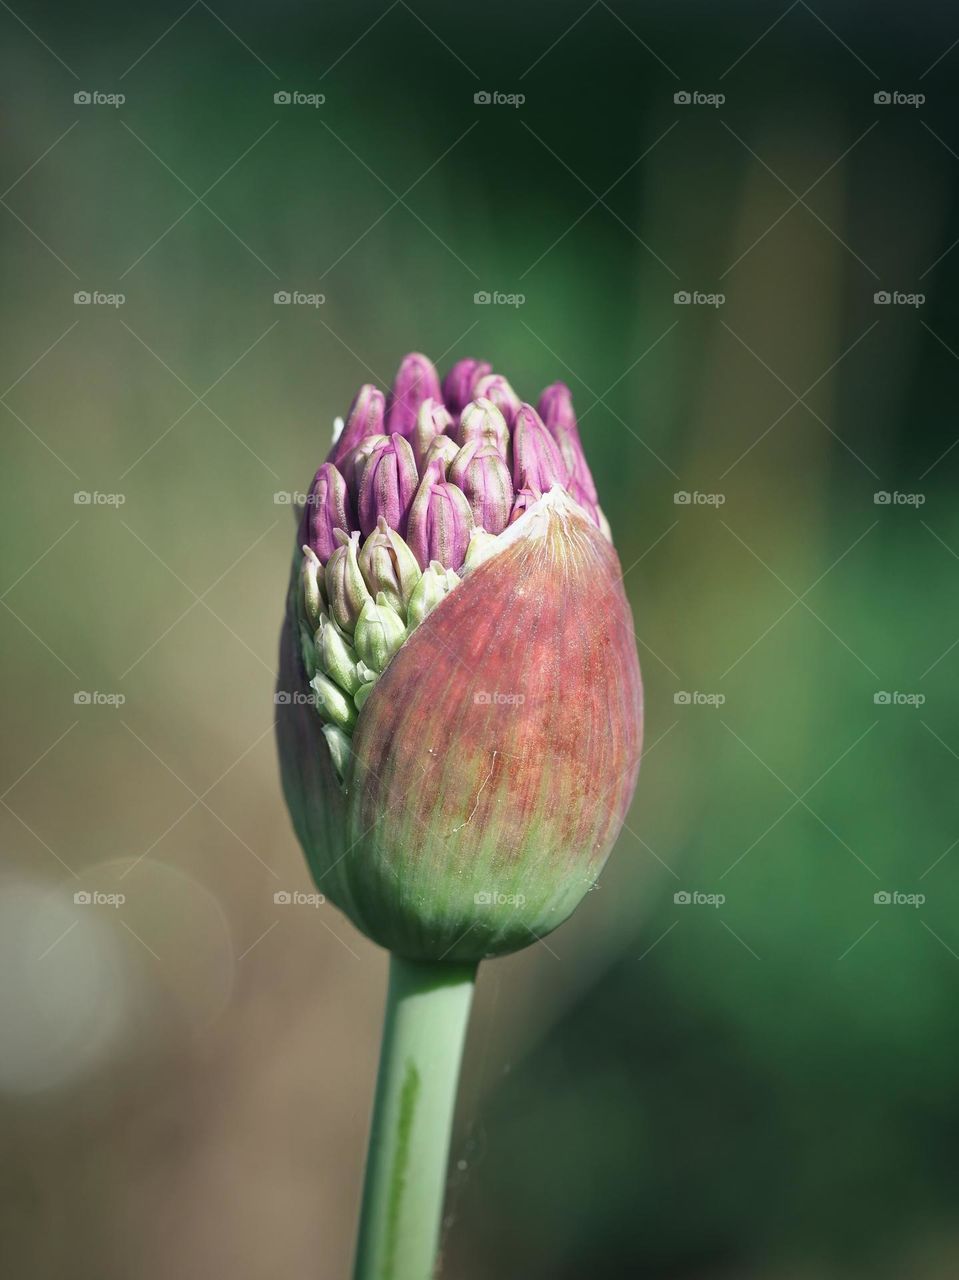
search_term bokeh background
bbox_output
[2,0,959,1275]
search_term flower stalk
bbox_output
[353,957,477,1280]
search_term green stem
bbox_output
[353,955,477,1280]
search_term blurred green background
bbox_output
[2,0,959,1275]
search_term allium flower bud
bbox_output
[511,403,568,498]
[457,397,509,456]
[406,559,459,627]
[420,433,460,472]
[277,354,643,963]
[310,669,357,732]
[357,433,418,537]
[473,373,521,425]
[315,615,361,694]
[325,531,373,633]
[299,545,324,630]
[448,439,513,534]
[354,595,407,673]
[406,459,474,571]
[358,518,421,617]
[305,463,354,564]
[442,357,492,413]
[411,398,454,469]
[386,352,442,437]
[331,384,385,467]
[538,381,600,513]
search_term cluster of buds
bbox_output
[291,353,611,778]
[278,352,642,962]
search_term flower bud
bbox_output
[421,434,460,472]
[322,724,353,782]
[354,595,407,674]
[330,385,385,467]
[406,460,474,571]
[325,531,373,633]
[511,403,567,495]
[299,546,324,630]
[538,381,599,514]
[462,527,499,572]
[310,671,357,732]
[411,398,454,469]
[276,356,643,965]
[449,440,513,534]
[457,397,509,456]
[305,463,354,564]
[442,357,492,414]
[359,518,421,616]
[357,433,418,537]
[340,433,389,496]
[473,373,521,425]
[406,560,459,628]
[316,615,361,694]
[386,352,441,437]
